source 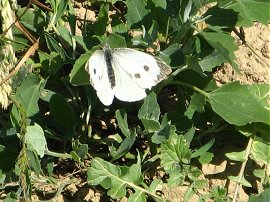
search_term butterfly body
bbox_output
[85,45,171,106]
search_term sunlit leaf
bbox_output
[208,82,270,126]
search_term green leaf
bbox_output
[26,149,41,175]
[189,93,206,113]
[115,109,130,137]
[128,189,146,202]
[221,0,270,26]
[70,151,80,162]
[70,52,92,86]
[228,176,252,187]
[39,51,63,76]
[126,0,152,29]
[251,140,270,164]
[208,82,270,126]
[106,33,127,48]
[94,4,109,35]
[14,73,43,117]
[201,31,239,73]
[0,145,17,172]
[160,134,192,172]
[204,6,238,28]
[249,187,270,202]
[199,50,227,72]
[198,152,214,164]
[225,151,246,162]
[44,33,69,59]
[151,123,176,144]
[25,123,47,158]
[112,131,136,161]
[53,0,68,25]
[57,26,73,47]
[159,44,185,67]
[162,112,193,132]
[138,92,161,131]
[76,144,88,160]
[49,94,76,138]
[191,138,215,158]
[87,157,143,199]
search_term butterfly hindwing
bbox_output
[85,50,114,105]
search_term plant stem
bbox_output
[168,80,209,98]
[232,137,253,202]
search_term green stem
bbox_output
[44,149,72,159]
[168,80,209,98]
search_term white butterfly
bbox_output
[85,44,172,106]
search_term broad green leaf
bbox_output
[106,33,126,48]
[0,145,17,172]
[76,144,88,160]
[57,26,73,47]
[115,109,130,137]
[193,179,208,189]
[112,131,136,161]
[225,151,246,162]
[44,33,69,59]
[70,151,80,163]
[138,92,160,121]
[128,189,146,202]
[191,138,215,158]
[160,134,192,172]
[162,112,193,132]
[49,94,76,138]
[52,0,68,25]
[199,50,227,72]
[201,32,239,73]
[208,82,270,126]
[221,0,270,26]
[189,93,206,113]
[94,4,109,35]
[126,0,152,29]
[14,73,43,117]
[251,140,270,164]
[228,176,252,187]
[138,92,161,131]
[253,169,265,179]
[151,123,176,144]
[167,167,185,187]
[26,149,41,175]
[39,51,63,76]
[25,123,47,158]
[70,52,92,85]
[87,157,144,199]
[204,6,238,28]
[198,152,214,164]
[249,187,270,202]
[159,44,185,67]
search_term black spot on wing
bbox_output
[93,68,96,74]
[143,65,150,72]
[135,73,141,78]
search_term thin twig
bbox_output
[0,40,39,86]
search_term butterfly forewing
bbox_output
[85,50,114,105]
